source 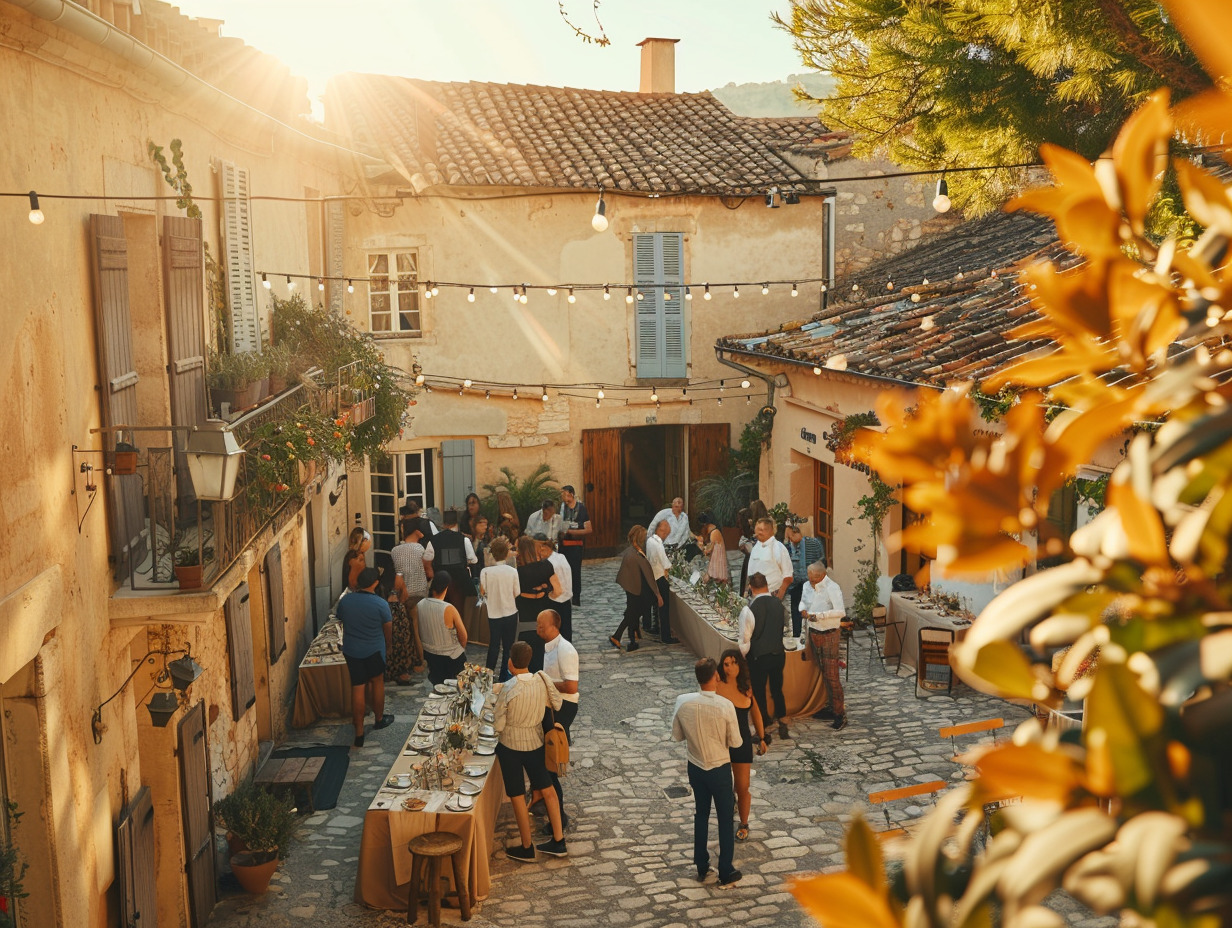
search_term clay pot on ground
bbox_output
[174,565,203,590]
[230,852,279,894]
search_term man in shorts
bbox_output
[337,566,396,747]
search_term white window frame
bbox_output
[367,249,421,335]
[370,453,399,551]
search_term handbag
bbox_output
[537,672,570,777]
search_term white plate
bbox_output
[458,780,483,796]
[478,724,496,737]
[387,775,413,789]
[446,794,474,811]
[418,716,446,731]
[434,683,455,695]
[461,764,487,777]
[474,744,495,755]
[421,703,448,715]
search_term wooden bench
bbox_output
[254,756,325,811]
[867,780,948,840]
[939,717,1004,760]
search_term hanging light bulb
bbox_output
[547,287,557,296]
[732,285,740,299]
[414,373,425,386]
[485,389,491,399]
[910,292,921,303]
[886,281,895,291]
[463,379,472,388]
[791,284,798,297]
[922,278,930,285]
[603,285,611,301]
[567,288,576,303]
[625,288,634,304]
[467,288,475,302]
[719,380,725,391]
[591,187,609,232]
[27,191,44,225]
[346,279,354,294]
[423,284,434,299]
[459,386,464,395]
[703,284,712,301]
[512,388,519,400]
[318,278,325,291]
[813,365,822,375]
[262,272,271,290]
[685,286,693,301]
[595,398,601,408]
[490,286,499,294]
[821,283,827,293]
[519,290,528,305]
[717,396,723,406]
[746,395,751,405]
[286,275,295,289]
[431,284,440,296]
[636,290,644,301]
[761,283,769,295]
[650,390,659,402]
[933,176,951,213]
[664,290,672,300]
[541,388,549,401]
[597,389,605,400]
[740,380,751,388]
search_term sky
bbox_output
[170,0,806,115]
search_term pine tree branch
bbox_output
[1093,0,1209,97]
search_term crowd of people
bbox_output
[332,487,846,877]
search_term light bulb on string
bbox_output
[490,286,499,294]
[512,287,520,302]
[922,278,930,285]
[318,278,325,291]
[791,284,798,297]
[746,395,751,405]
[719,380,725,392]
[512,388,519,401]
[431,284,440,296]
[717,396,723,406]
[541,388,549,402]
[347,279,354,294]
[414,373,425,386]
[597,389,605,400]
[813,365,822,375]
[262,272,271,290]
[636,290,644,301]
[761,283,769,295]
[933,175,951,213]
[458,386,464,396]
[27,191,44,225]
[463,379,472,388]
[910,293,921,303]
[703,284,712,301]
[467,288,475,302]
[740,380,750,389]
[732,285,740,299]
[519,291,528,305]
[591,188,609,232]
[886,281,894,290]
[546,287,557,296]
[567,288,576,303]
[625,288,634,304]
[650,390,659,402]
[603,285,611,301]
[485,390,491,399]
[286,275,295,289]
[685,286,693,301]
[423,284,433,299]
[664,289,671,300]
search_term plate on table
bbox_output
[418,716,446,731]
[445,794,474,812]
[421,702,448,715]
[478,724,496,737]
[458,780,483,796]
[474,743,495,755]
[387,774,413,790]
[434,683,455,695]
[462,764,488,777]
[401,797,427,811]
[481,709,495,723]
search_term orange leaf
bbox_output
[790,872,901,928]
[1173,90,1232,147]
[1174,158,1232,235]
[1162,1,1232,90]
[1112,90,1171,234]
[973,742,1082,805]
[1106,478,1170,567]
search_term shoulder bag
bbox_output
[537,671,570,777]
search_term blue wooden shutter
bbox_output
[633,233,686,378]
[441,439,475,510]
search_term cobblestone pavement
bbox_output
[207,558,1110,928]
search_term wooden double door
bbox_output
[583,423,730,552]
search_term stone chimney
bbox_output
[637,38,679,94]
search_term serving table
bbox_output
[292,619,351,727]
[885,592,972,672]
[354,675,505,911]
[669,581,827,720]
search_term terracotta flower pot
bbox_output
[175,565,203,590]
[230,852,279,894]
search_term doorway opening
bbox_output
[620,425,686,537]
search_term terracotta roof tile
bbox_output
[327,74,842,195]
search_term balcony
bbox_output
[106,384,324,625]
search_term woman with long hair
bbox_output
[698,511,729,585]
[459,492,483,536]
[468,513,493,587]
[515,534,560,671]
[342,526,371,592]
[716,648,766,842]
[609,525,662,651]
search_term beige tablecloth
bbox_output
[670,589,827,720]
[355,693,505,910]
[292,620,351,727]
[460,596,489,647]
[886,593,971,672]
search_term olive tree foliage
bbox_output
[773,0,1206,215]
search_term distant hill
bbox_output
[709,72,835,117]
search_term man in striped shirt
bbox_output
[671,658,744,888]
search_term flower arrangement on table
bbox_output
[444,723,468,751]
[666,549,747,632]
[455,663,494,695]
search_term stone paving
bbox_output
[207,558,1109,928]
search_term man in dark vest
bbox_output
[737,572,791,743]
[423,509,477,614]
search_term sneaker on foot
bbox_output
[777,721,791,740]
[719,869,743,888]
[812,706,836,721]
[831,714,848,731]
[506,843,536,863]
[536,837,568,857]
[373,713,395,730]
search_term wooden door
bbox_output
[178,702,216,927]
[162,215,207,514]
[117,786,157,928]
[687,423,731,518]
[264,544,287,663]
[582,428,622,549]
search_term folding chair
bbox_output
[868,605,903,672]
[916,627,955,698]
[867,780,948,840]
[938,718,1004,761]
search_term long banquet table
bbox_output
[354,689,506,910]
[292,619,351,728]
[669,582,827,720]
[885,592,972,672]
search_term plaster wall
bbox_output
[0,8,343,925]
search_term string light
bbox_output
[463,379,472,388]
[664,289,671,300]
[597,389,605,400]
[625,288,634,304]
[318,278,325,291]
[813,365,822,375]
[732,285,740,299]
[541,388,549,401]
[567,288,576,303]
[886,281,894,290]
[910,293,921,303]
[27,191,44,225]
[650,390,659,402]
[490,286,499,294]
[685,286,693,301]
[591,187,609,232]
[424,284,434,299]
[485,389,491,399]
[519,289,528,304]
[262,272,271,290]
[704,284,712,301]
[636,290,644,301]
[286,275,295,289]
[512,388,519,400]
[431,284,440,296]
[933,176,951,213]
[740,380,751,388]
[761,283,769,295]
[346,279,354,294]
[603,285,611,301]
[791,284,798,297]
[415,373,426,386]
[547,287,557,296]
[467,287,475,302]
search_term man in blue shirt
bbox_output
[784,523,825,636]
[337,566,395,747]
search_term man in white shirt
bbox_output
[531,609,579,833]
[525,499,564,543]
[745,518,793,601]
[799,561,847,729]
[644,520,678,643]
[537,534,575,641]
[671,657,744,888]
[648,497,700,559]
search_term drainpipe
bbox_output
[715,346,787,496]
[822,193,836,310]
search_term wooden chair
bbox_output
[868,605,902,672]
[406,831,471,926]
[938,718,1004,761]
[916,627,955,698]
[867,780,948,840]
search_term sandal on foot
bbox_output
[736,824,750,842]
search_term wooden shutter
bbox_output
[90,214,148,578]
[225,583,256,720]
[440,439,475,510]
[264,544,287,663]
[688,423,731,517]
[177,702,216,928]
[117,786,157,928]
[633,233,686,378]
[163,215,207,513]
[633,234,660,378]
[326,201,345,315]
[220,161,261,353]
[660,233,686,377]
[582,428,622,549]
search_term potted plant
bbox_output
[173,544,213,590]
[212,781,296,894]
[265,343,300,395]
[691,464,755,548]
[112,436,139,476]
[208,350,262,414]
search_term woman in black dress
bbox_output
[515,534,560,672]
[716,648,766,842]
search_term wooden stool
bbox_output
[406,831,470,926]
